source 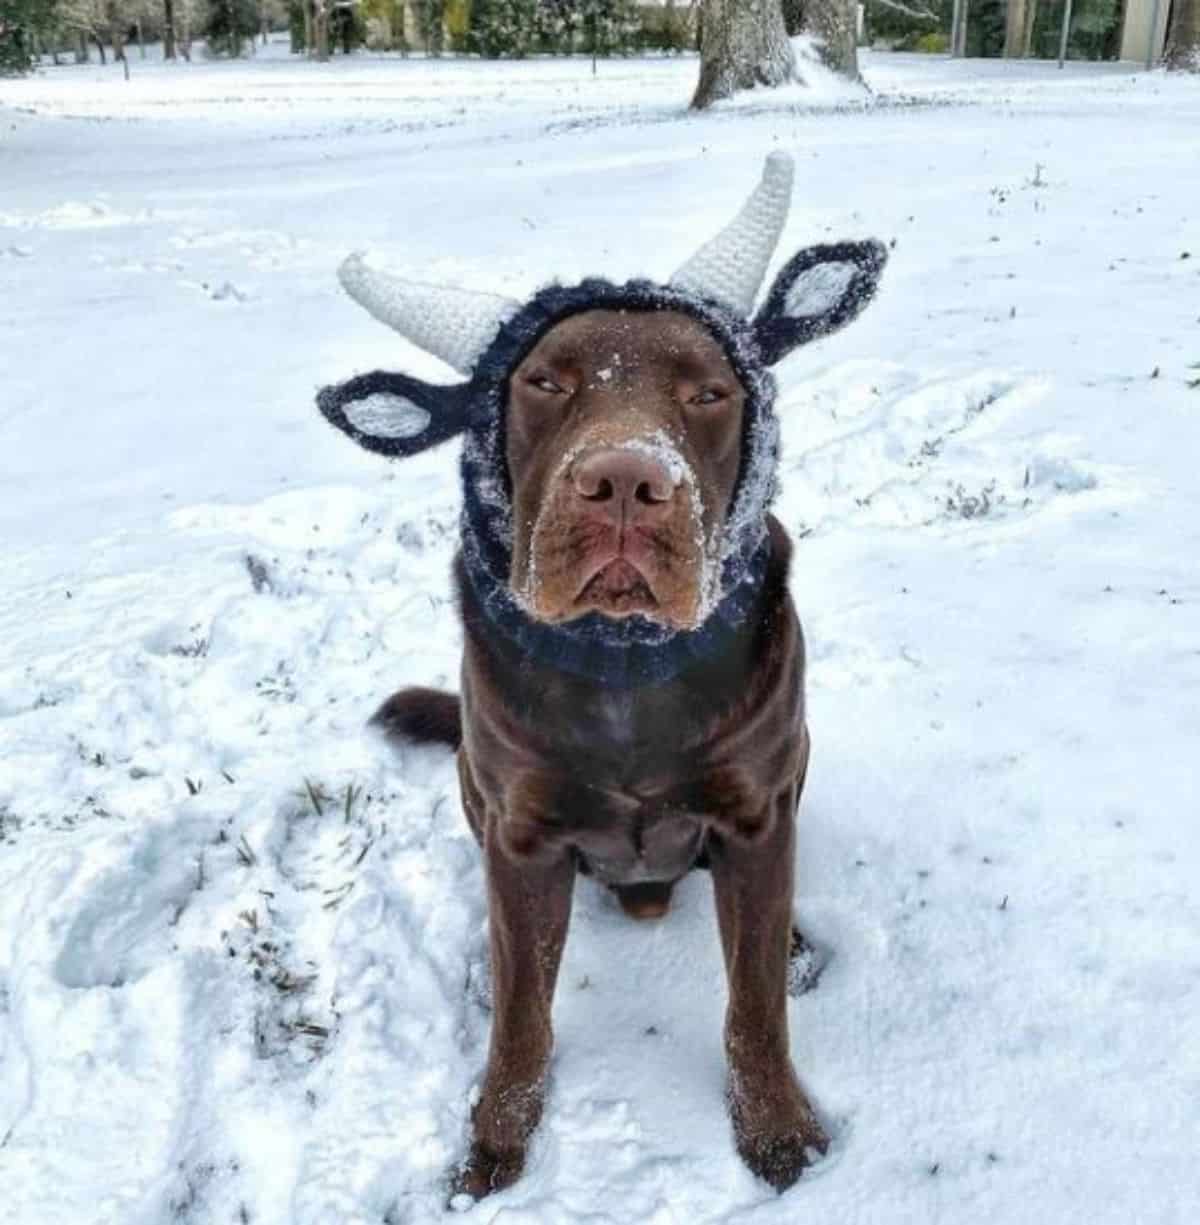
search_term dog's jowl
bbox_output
[317,154,886,1198]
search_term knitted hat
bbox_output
[318,154,886,686]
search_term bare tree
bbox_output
[111,10,128,70]
[58,0,131,64]
[691,0,796,109]
[162,0,176,57]
[1164,0,1199,69]
[177,0,193,57]
[254,0,285,43]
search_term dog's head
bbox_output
[319,155,886,646]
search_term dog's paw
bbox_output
[735,1116,830,1192]
[448,1139,527,1202]
[729,1075,831,1192]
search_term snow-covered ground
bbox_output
[2,41,1199,1225]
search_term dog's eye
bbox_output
[688,387,727,407]
[526,374,567,395]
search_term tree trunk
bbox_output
[428,4,444,55]
[691,0,797,109]
[76,32,89,62]
[303,0,314,55]
[801,0,859,78]
[315,1,330,60]
[112,24,127,69]
[164,0,177,58]
[1022,0,1038,54]
[1004,0,1026,54]
[951,0,970,54]
[1165,0,1199,68]
[94,33,107,63]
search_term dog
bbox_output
[316,154,886,1197]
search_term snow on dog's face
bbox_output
[506,309,746,631]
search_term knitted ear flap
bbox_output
[754,240,888,367]
[316,370,471,459]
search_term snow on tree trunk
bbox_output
[1164,0,1199,70]
[691,0,797,110]
[800,0,859,79]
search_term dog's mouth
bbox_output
[574,558,660,618]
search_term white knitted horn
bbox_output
[670,153,796,317]
[338,253,519,375]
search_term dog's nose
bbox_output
[571,448,676,519]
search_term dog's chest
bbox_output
[552,691,708,886]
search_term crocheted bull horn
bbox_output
[669,151,795,316]
[337,252,520,375]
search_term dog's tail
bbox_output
[370,687,462,751]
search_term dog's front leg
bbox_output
[456,820,575,1200]
[710,782,829,1191]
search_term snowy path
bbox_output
[2,46,1199,1224]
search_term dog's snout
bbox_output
[571,448,676,516]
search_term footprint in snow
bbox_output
[779,363,1098,533]
[52,818,209,990]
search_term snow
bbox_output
[3,40,1200,1225]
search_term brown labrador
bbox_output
[315,154,886,1200]
[376,308,826,1197]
